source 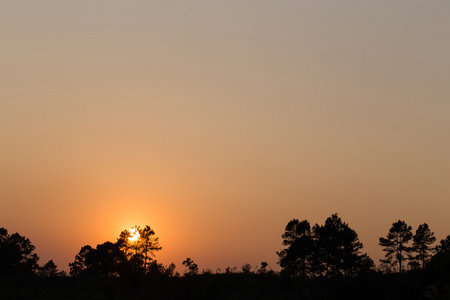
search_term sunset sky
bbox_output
[1,1,450,272]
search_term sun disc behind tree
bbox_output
[128,227,140,242]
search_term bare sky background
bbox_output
[1,1,450,272]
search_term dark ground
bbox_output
[2,271,448,300]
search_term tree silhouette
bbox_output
[379,220,412,273]
[182,257,199,275]
[69,242,126,277]
[357,253,375,275]
[278,215,372,278]
[139,226,162,270]
[241,263,252,274]
[117,225,161,275]
[312,214,367,277]
[70,225,162,277]
[277,219,313,278]
[409,223,436,269]
[39,259,65,277]
[69,245,93,276]
[436,235,450,253]
[258,261,268,274]
[95,241,127,276]
[0,227,39,276]
[146,261,177,277]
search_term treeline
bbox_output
[68,226,176,279]
[278,214,372,278]
[277,214,450,278]
[1,216,450,278]
[0,227,64,277]
[1,215,450,299]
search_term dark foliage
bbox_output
[312,214,370,277]
[278,219,313,278]
[39,259,65,277]
[69,242,126,277]
[0,227,39,276]
[379,220,413,273]
[426,250,450,282]
[409,223,436,269]
[182,257,199,275]
[117,225,162,274]
[437,235,450,253]
[69,225,167,279]
[278,214,373,278]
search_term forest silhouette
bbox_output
[1,214,450,299]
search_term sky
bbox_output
[1,0,450,273]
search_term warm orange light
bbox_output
[128,227,140,242]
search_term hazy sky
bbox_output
[1,1,450,272]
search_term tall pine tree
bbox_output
[409,223,435,269]
[277,219,313,278]
[312,214,366,277]
[379,220,412,273]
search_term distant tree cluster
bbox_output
[277,214,374,278]
[437,235,450,253]
[69,225,176,278]
[278,214,450,278]
[379,221,437,272]
[0,227,64,277]
[0,227,39,276]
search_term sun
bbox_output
[128,227,140,242]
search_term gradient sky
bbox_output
[1,1,450,272]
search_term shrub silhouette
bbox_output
[182,257,199,275]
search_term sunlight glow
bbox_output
[128,227,140,242]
